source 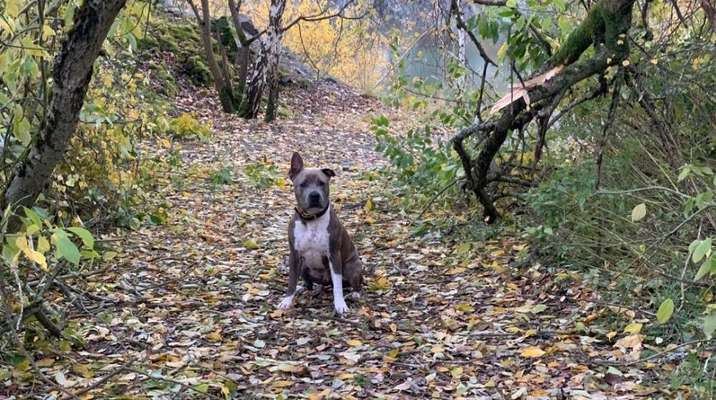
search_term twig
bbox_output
[594,73,622,190]
[65,360,135,399]
[413,180,458,223]
[451,0,497,66]
[592,186,690,199]
[663,206,711,241]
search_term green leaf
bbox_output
[23,207,43,227]
[704,313,716,338]
[242,239,259,250]
[692,238,712,263]
[54,233,80,265]
[67,227,95,249]
[677,166,690,182]
[656,298,674,324]
[631,203,646,222]
[63,1,78,32]
[695,256,716,281]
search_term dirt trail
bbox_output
[41,82,663,399]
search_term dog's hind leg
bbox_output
[343,259,363,301]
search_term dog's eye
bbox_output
[317,181,325,186]
[300,182,308,188]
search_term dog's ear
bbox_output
[321,168,336,178]
[289,152,304,180]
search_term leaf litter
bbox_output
[8,80,693,399]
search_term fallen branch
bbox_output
[65,360,135,400]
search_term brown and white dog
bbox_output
[277,152,363,314]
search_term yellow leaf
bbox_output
[369,275,391,291]
[207,331,223,342]
[631,203,646,222]
[242,239,259,250]
[35,358,55,367]
[42,25,55,39]
[451,366,463,379]
[38,236,50,253]
[364,198,374,211]
[455,303,474,313]
[606,331,617,340]
[271,380,294,388]
[346,339,362,347]
[431,345,444,353]
[72,364,94,379]
[16,236,48,270]
[6,0,20,17]
[624,322,642,334]
[384,348,399,362]
[447,266,466,275]
[520,346,545,358]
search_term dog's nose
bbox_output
[308,192,321,204]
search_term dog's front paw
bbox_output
[334,298,349,315]
[277,295,294,310]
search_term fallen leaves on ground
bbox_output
[5,80,693,399]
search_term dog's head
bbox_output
[289,152,335,214]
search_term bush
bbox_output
[169,113,212,140]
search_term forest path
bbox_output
[60,82,657,399]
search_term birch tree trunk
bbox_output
[264,0,287,123]
[456,0,466,93]
[240,0,286,120]
[3,0,127,213]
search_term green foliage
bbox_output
[0,205,98,339]
[373,115,461,208]
[523,33,716,349]
[209,165,235,186]
[243,161,283,189]
[169,113,212,140]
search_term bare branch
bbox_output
[282,0,364,33]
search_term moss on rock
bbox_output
[138,16,213,87]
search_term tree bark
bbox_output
[264,0,287,123]
[227,0,251,103]
[240,0,286,120]
[187,0,236,113]
[3,0,127,213]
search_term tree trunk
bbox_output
[240,0,286,120]
[227,0,250,103]
[3,0,127,213]
[264,0,287,123]
[187,0,236,113]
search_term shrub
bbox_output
[169,113,212,140]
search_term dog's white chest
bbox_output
[293,208,330,259]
